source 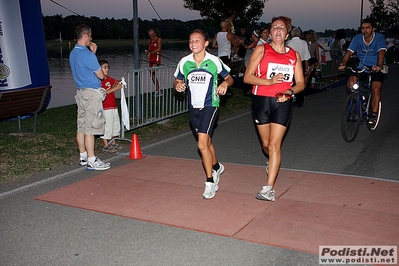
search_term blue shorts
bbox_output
[252,95,293,127]
[189,107,219,137]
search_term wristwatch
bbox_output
[289,89,295,96]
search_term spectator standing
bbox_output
[306,31,325,66]
[327,32,335,50]
[330,29,346,76]
[212,21,244,66]
[69,24,110,171]
[226,10,236,34]
[235,27,251,60]
[98,59,123,153]
[257,26,270,45]
[246,30,261,50]
[286,27,310,107]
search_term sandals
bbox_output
[102,143,123,153]
[102,145,118,153]
[110,143,123,150]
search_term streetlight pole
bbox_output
[132,0,141,117]
[360,0,364,27]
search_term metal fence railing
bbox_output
[119,65,188,139]
[318,50,347,89]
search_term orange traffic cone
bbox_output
[129,134,145,160]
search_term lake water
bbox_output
[46,42,192,108]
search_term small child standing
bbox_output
[99,59,123,153]
[174,29,234,199]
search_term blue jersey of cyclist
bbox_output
[348,31,387,69]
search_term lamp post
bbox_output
[360,0,364,27]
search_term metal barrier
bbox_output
[119,65,189,139]
[319,50,347,88]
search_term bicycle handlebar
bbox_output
[345,66,373,74]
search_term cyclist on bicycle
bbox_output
[338,18,387,127]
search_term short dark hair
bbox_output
[228,10,236,17]
[99,59,108,66]
[74,24,91,40]
[361,18,375,28]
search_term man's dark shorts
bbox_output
[351,70,385,84]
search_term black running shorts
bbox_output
[252,95,293,127]
[189,107,219,137]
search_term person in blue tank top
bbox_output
[339,18,387,127]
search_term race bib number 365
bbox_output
[266,63,294,82]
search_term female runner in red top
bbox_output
[244,16,305,202]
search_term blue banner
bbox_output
[0,0,50,91]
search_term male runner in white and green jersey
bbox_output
[174,29,234,199]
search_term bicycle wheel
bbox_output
[366,95,381,131]
[341,93,360,142]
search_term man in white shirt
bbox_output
[286,27,310,107]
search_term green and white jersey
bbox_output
[174,52,230,108]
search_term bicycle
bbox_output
[340,66,381,143]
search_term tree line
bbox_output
[43,15,364,42]
[43,0,397,41]
[43,15,218,41]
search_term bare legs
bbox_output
[348,76,382,113]
[256,123,287,187]
[76,132,95,158]
[151,68,160,93]
[371,81,382,113]
[197,133,217,178]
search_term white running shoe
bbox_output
[255,185,275,202]
[203,182,218,199]
[86,157,111,171]
[78,157,87,166]
[212,163,225,185]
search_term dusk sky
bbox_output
[41,0,372,32]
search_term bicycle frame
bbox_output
[352,72,372,123]
[341,66,379,142]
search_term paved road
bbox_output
[1,64,398,266]
[145,64,399,181]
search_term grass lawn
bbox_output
[0,87,251,185]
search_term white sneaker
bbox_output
[86,157,111,171]
[255,185,275,202]
[212,163,224,185]
[78,157,87,166]
[203,182,218,199]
